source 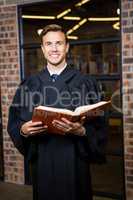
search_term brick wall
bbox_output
[122,0,133,199]
[0,5,24,184]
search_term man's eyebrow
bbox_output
[45,40,64,44]
[56,41,64,43]
[45,41,51,43]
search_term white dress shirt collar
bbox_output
[47,63,67,76]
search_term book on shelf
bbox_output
[32,101,111,134]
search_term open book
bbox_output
[32,101,110,134]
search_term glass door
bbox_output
[67,40,124,199]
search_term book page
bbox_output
[36,106,76,116]
[74,101,109,115]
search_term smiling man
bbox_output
[7,24,107,200]
[41,30,69,67]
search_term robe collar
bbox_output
[47,63,67,76]
[38,65,77,91]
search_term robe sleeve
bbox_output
[80,75,108,163]
[7,85,31,156]
[7,75,40,156]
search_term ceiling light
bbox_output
[75,0,91,7]
[88,17,120,21]
[67,29,76,35]
[67,35,78,40]
[67,18,87,35]
[113,22,120,30]
[63,16,81,20]
[22,15,56,19]
[79,18,87,25]
[117,8,120,15]
[56,9,71,19]
[37,29,43,35]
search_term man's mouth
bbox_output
[50,54,60,58]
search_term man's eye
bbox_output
[57,41,63,45]
[45,41,64,46]
[46,42,51,46]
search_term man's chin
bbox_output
[48,60,63,66]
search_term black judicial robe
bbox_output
[7,66,107,200]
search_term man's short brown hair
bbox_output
[40,24,68,44]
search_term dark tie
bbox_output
[51,74,58,82]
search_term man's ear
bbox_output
[41,45,44,54]
[41,45,43,51]
[66,43,69,53]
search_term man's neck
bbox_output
[47,63,67,75]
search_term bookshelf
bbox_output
[68,39,122,154]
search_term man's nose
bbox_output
[51,44,58,51]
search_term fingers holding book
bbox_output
[52,117,86,136]
[20,120,48,137]
[80,116,86,125]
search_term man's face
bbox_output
[41,31,69,67]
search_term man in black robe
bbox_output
[7,24,107,200]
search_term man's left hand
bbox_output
[52,116,86,136]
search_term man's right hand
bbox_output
[21,120,48,137]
